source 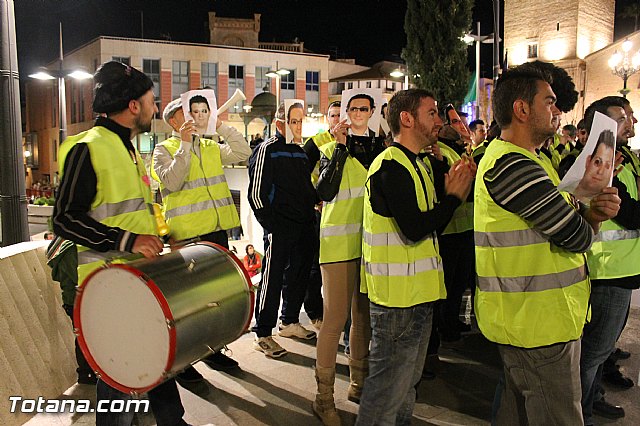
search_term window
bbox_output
[305,71,319,112]
[228,65,245,111]
[305,71,319,91]
[366,81,372,89]
[281,70,295,90]
[201,62,218,93]
[527,43,538,59]
[144,59,161,117]
[71,82,77,124]
[79,84,85,122]
[256,66,270,94]
[280,69,295,101]
[347,82,353,90]
[51,87,57,127]
[172,61,189,98]
[112,56,130,65]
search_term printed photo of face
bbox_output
[189,95,211,134]
[347,94,375,135]
[445,105,471,140]
[574,130,615,201]
[287,103,304,143]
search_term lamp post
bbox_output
[29,23,92,144]
[265,62,290,109]
[463,22,498,120]
[390,66,409,90]
[608,39,640,98]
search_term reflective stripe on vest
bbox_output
[587,165,640,279]
[160,175,227,199]
[362,146,446,308]
[152,137,240,240]
[318,142,368,263]
[58,126,157,285]
[437,142,473,234]
[89,198,152,222]
[474,139,589,348]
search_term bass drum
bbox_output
[75,242,253,395]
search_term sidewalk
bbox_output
[23,308,640,426]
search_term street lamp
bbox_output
[608,39,640,98]
[28,23,92,144]
[265,62,290,109]
[390,67,409,90]
[463,22,499,119]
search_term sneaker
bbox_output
[201,351,239,371]
[254,336,288,358]
[278,322,316,340]
[310,318,323,332]
[612,348,631,361]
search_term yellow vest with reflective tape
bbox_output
[437,142,474,234]
[587,164,640,279]
[58,126,157,284]
[318,142,367,263]
[474,139,590,348]
[308,131,336,186]
[151,136,240,240]
[362,146,446,308]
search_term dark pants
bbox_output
[253,221,317,337]
[303,211,323,321]
[96,379,186,426]
[63,304,93,378]
[438,230,475,340]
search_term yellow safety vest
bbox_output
[151,136,240,241]
[474,139,590,348]
[318,142,368,264]
[362,146,446,308]
[309,131,336,186]
[437,142,474,234]
[58,126,157,285]
[587,164,640,279]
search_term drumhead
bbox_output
[76,266,174,391]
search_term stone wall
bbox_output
[0,241,76,426]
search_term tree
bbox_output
[403,0,473,106]
[620,1,640,32]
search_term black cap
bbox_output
[92,61,153,114]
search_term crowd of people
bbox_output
[45,57,640,426]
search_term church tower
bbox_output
[504,0,615,64]
[504,0,616,122]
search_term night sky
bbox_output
[12,0,640,80]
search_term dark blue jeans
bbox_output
[96,379,185,426]
[356,302,433,426]
[580,285,632,425]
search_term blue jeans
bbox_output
[356,302,433,426]
[96,379,186,426]
[580,285,632,425]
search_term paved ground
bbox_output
[22,304,640,426]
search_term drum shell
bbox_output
[75,242,252,394]
[132,243,251,372]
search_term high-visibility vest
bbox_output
[318,142,368,264]
[587,164,640,279]
[58,126,157,284]
[474,139,590,348]
[437,142,474,234]
[151,136,239,240]
[309,131,336,186]
[619,145,640,176]
[362,146,446,308]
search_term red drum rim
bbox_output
[75,263,177,395]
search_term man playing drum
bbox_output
[52,61,189,426]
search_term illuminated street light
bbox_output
[28,23,93,144]
[463,22,499,119]
[609,38,640,98]
[265,61,290,109]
